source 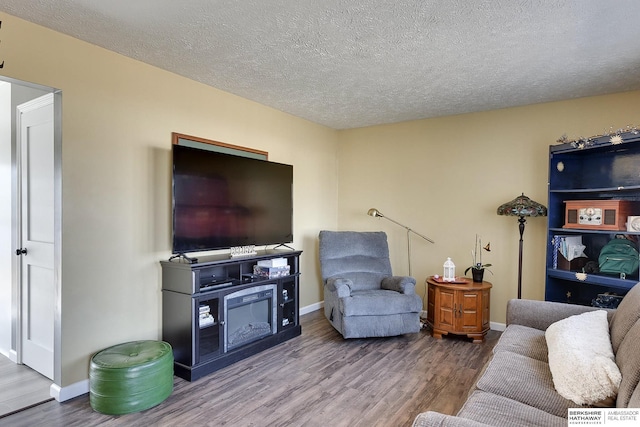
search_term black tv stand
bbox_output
[161,249,302,381]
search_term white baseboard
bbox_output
[49,301,324,403]
[50,379,89,402]
[300,301,323,315]
[490,321,506,332]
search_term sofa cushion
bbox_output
[628,380,640,409]
[506,298,607,330]
[615,319,640,408]
[475,351,574,418]
[610,282,640,353]
[412,411,493,427]
[493,324,548,362]
[546,310,621,406]
[342,312,420,338]
[340,289,422,316]
[457,390,567,427]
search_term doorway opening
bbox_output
[0,75,61,414]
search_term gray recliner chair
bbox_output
[319,230,422,338]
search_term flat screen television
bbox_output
[172,144,293,254]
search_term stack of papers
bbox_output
[553,235,587,268]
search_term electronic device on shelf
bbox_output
[563,200,633,231]
[199,277,239,292]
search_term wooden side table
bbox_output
[425,277,491,343]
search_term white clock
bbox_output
[627,216,640,232]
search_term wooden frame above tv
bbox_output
[171,132,268,160]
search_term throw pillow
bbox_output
[545,310,621,406]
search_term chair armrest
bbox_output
[325,277,353,298]
[413,412,493,427]
[506,299,615,330]
[381,276,417,294]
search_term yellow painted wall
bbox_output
[0,13,337,387]
[3,10,640,391]
[337,90,640,323]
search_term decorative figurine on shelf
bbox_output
[443,257,456,282]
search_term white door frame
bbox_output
[16,93,55,380]
[8,76,62,386]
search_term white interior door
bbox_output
[17,93,55,380]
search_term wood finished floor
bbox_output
[2,310,500,427]
[0,354,53,418]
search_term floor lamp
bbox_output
[497,194,547,299]
[367,208,434,276]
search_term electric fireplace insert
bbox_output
[223,284,278,352]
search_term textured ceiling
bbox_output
[2,0,640,129]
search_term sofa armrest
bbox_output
[325,277,353,298]
[506,299,615,330]
[381,276,417,294]
[413,412,493,427]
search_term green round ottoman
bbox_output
[90,340,173,415]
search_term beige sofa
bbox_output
[413,283,640,427]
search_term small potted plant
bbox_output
[465,234,492,282]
